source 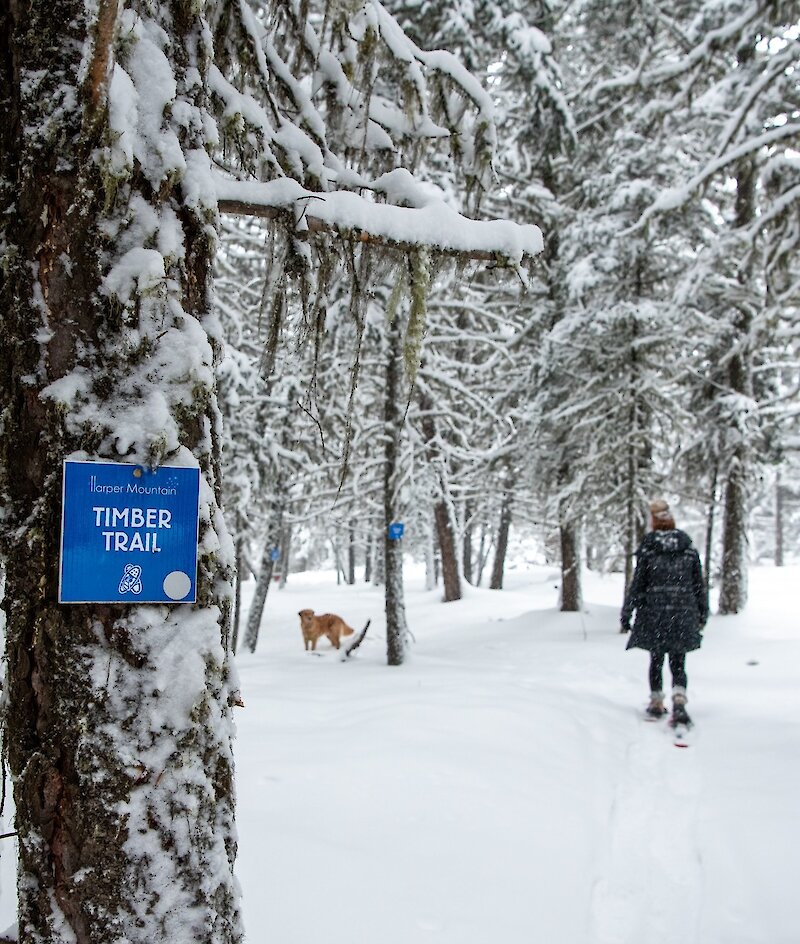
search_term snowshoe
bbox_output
[670,702,692,726]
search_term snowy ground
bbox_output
[1,563,798,943]
[230,563,798,944]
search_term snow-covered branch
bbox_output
[215,176,543,264]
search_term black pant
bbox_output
[649,651,687,692]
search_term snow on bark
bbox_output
[384,321,410,665]
[0,2,240,942]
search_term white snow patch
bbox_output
[226,563,800,944]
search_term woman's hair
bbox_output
[652,514,676,531]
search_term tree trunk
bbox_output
[559,520,582,611]
[718,448,749,613]
[242,495,284,653]
[719,156,756,614]
[384,321,408,665]
[347,521,357,584]
[279,525,292,588]
[775,470,784,567]
[434,500,462,601]
[0,4,241,942]
[232,536,244,654]
[418,386,462,601]
[623,443,639,597]
[331,536,344,584]
[620,299,651,600]
[243,550,277,650]
[474,523,490,587]
[364,530,373,583]
[424,522,437,591]
[372,527,385,586]
[490,488,513,590]
[462,502,474,585]
[704,463,718,593]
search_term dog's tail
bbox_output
[344,620,371,658]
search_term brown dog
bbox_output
[298,609,356,651]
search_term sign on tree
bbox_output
[59,460,200,603]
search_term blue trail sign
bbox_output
[59,460,200,604]
[388,522,405,540]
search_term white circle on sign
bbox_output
[163,571,192,601]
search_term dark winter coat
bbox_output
[622,529,708,654]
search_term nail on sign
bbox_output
[59,460,200,604]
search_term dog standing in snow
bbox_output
[298,609,356,651]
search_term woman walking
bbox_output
[621,499,708,725]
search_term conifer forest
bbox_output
[0,1,798,942]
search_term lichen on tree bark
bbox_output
[0,2,241,941]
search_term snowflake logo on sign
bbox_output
[118,563,143,595]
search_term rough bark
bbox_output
[719,156,756,614]
[559,520,582,611]
[474,524,490,587]
[332,537,344,585]
[418,387,462,602]
[232,536,244,654]
[364,530,373,583]
[775,471,784,567]
[704,463,718,593]
[347,522,357,584]
[623,367,641,598]
[462,503,474,585]
[433,500,462,601]
[242,497,284,653]
[424,523,437,591]
[490,489,513,591]
[0,4,241,942]
[372,527,385,586]
[718,450,749,613]
[279,525,292,588]
[241,394,298,649]
[384,322,408,666]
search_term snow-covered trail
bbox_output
[590,712,704,944]
[228,564,799,944]
[0,564,797,942]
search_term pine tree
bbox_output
[0,3,241,940]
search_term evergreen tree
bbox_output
[0,4,241,940]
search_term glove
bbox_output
[620,621,631,634]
